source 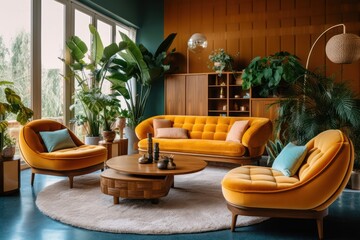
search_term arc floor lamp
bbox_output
[187,33,208,73]
[306,23,360,70]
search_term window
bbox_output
[41,0,65,123]
[0,0,136,167]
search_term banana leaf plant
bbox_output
[0,81,33,152]
[60,24,128,137]
[107,32,177,128]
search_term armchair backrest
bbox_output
[297,129,353,210]
[20,119,83,153]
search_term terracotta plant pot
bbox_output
[102,131,116,142]
[1,146,16,158]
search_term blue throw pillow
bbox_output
[39,128,77,152]
[272,142,308,177]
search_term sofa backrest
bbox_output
[136,115,270,141]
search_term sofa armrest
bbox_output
[242,118,273,155]
[135,117,156,140]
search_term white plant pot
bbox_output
[350,170,360,190]
[125,126,139,155]
[85,136,101,145]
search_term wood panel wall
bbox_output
[164,0,360,94]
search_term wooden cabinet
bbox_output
[165,72,279,121]
[0,156,20,195]
[251,98,280,123]
[165,73,207,115]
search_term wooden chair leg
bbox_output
[316,217,324,240]
[31,172,35,186]
[231,213,238,232]
[68,176,74,188]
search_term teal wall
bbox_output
[81,0,165,119]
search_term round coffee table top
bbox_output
[105,154,207,176]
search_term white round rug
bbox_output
[36,166,268,234]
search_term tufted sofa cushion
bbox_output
[221,129,353,210]
[135,115,273,160]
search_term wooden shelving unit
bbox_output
[207,72,251,117]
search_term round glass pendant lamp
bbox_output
[187,33,208,53]
[187,33,207,73]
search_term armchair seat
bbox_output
[222,130,354,239]
[19,119,107,188]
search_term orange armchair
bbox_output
[221,130,354,239]
[19,119,107,188]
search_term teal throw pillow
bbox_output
[272,142,308,177]
[39,128,76,152]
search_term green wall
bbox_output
[80,0,165,119]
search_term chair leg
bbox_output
[68,176,74,188]
[31,172,35,186]
[231,213,238,232]
[316,217,324,240]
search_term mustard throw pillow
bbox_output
[272,142,308,177]
[153,119,172,137]
[39,128,76,152]
[226,120,249,143]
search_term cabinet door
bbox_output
[185,75,208,116]
[165,75,186,115]
[250,98,279,122]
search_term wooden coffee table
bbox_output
[100,154,207,204]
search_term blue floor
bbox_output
[1,168,360,240]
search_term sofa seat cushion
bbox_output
[138,138,247,157]
[33,145,107,171]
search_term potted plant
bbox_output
[208,48,234,76]
[0,81,34,157]
[108,32,177,129]
[241,51,304,97]
[99,93,122,142]
[2,132,16,158]
[106,32,176,153]
[61,24,127,144]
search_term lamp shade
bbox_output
[325,33,360,64]
[187,33,207,53]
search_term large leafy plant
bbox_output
[108,32,177,128]
[0,81,33,151]
[61,25,128,137]
[274,70,360,169]
[241,51,304,97]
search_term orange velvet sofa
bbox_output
[135,115,272,165]
[19,119,107,188]
[221,129,354,239]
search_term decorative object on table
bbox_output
[208,48,234,76]
[147,133,153,163]
[167,155,176,170]
[138,154,149,164]
[187,33,208,73]
[157,158,168,170]
[154,142,160,162]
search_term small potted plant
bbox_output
[208,49,234,76]
[0,81,34,157]
[1,132,16,158]
[100,94,122,142]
